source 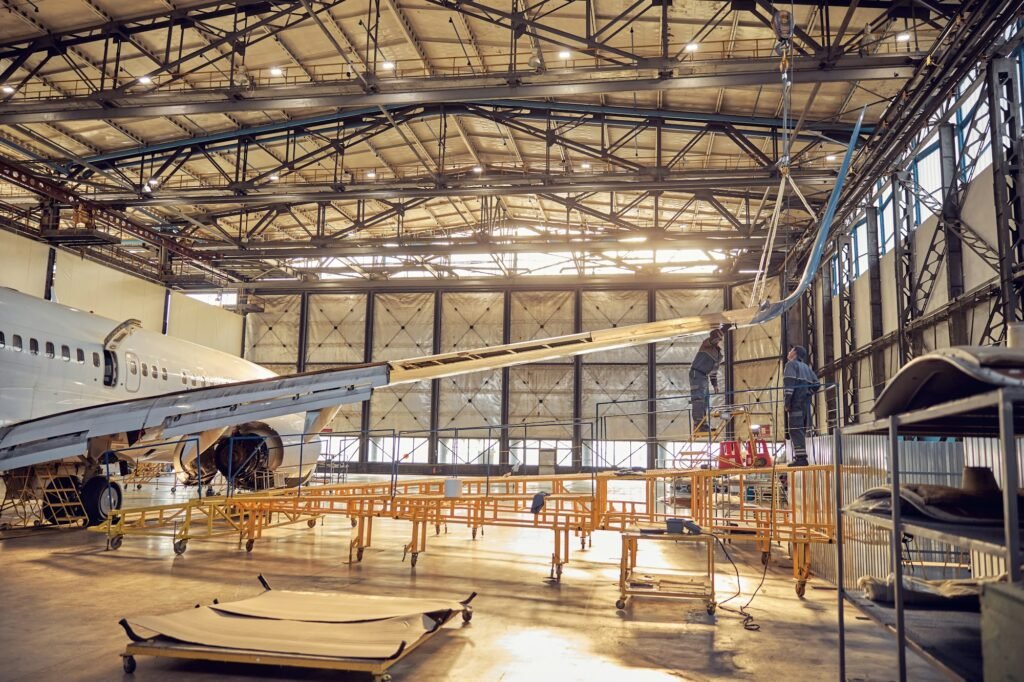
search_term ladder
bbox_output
[0,465,88,529]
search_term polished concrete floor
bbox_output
[0,476,934,681]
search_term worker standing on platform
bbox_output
[689,328,724,434]
[783,345,819,466]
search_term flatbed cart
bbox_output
[118,598,474,682]
[616,528,716,615]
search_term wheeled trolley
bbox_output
[616,529,716,615]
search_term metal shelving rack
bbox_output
[838,387,1023,681]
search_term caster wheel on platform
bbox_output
[374,674,392,682]
[170,487,177,494]
[471,528,477,540]
[108,535,123,550]
[173,539,188,555]
[136,484,143,490]
[761,551,770,565]
[351,518,358,528]
[122,656,136,674]
[706,602,717,615]
[795,581,806,598]
[615,599,626,610]
[410,552,418,567]
[307,519,317,528]
[206,487,215,497]
[245,539,255,553]
[356,547,364,562]
[462,608,473,623]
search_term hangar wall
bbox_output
[0,229,243,354]
[242,285,731,468]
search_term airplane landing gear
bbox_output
[81,476,122,526]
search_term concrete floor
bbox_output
[0,477,935,681]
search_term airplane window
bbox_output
[191,376,197,386]
[141,363,148,377]
[92,352,100,367]
[45,341,54,358]
[13,335,23,351]
[61,345,70,361]
[76,348,85,364]
[161,367,168,381]
[0,331,4,348]
[181,370,188,385]
[30,338,39,355]
[129,359,138,376]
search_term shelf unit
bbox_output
[838,387,1023,682]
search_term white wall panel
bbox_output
[733,358,784,435]
[306,294,365,365]
[581,290,647,363]
[54,252,165,331]
[369,383,432,432]
[960,165,999,290]
[507,365,574,438]
[852,273,872,349]
[0,231,48,297]
[441,291,502,350]
[654,366,694,439]
[373,292,433,361]
[879,251,898,335]
[244,295,300,370]
[654,288,723,362]
[167,292,243,355]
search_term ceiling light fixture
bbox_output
[558,50,571,60]
[146,178,159,186]
[685,42,699,53]
[380,61,395,71]
[1,85,14,94]
[137,75,152,84]
[896,32,911,42]
[269,174,280,181]
[580,161,591,170]
[473,166,483,173]
[367,171,377,179]
[270,66,284,77]
[141,185,152,193]
[825,154,837,162]
[619,236,648,243]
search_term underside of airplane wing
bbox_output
[0,364,390,472]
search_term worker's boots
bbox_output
[788,455,809,467]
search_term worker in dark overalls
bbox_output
[689,328,723,434]
[783,345,820,466]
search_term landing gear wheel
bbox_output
[108,535,123,550]
[761,551,770,566]
[81,476,123,526]
[795,581,806,598]
[173,539,188,555]
[706,602,717,615]
[410,552,418,567]
[245,539,255,553]
[307,519,317,528]
[615,599,626,610]
[122,655,136,674]
[462,607,473,623]
[170,487,177,494]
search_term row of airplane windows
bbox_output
[0,331,98,366]
[0,331,212,387]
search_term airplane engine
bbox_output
[212,422,284,490]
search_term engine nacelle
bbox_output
[212,423,284,490]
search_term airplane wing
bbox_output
[0,111,862,474]
[0,364,389,471]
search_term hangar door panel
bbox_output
[509,291,574,360]
[306,294,366,365]
[732,359,784,438]
[507,365,574,439]
[369,383,432,433]
[581,290,647,363]
[582,365,648,441]
[655,365,695,439]
[372,292,434,361]
[244,295,301,371]
[438,370,502,429]
[730,278,781,362]
[654,289,723,362]
[441,292,503,350]
[304,364,365,432]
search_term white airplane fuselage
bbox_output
[0,287,317,488]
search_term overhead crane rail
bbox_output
[93,465,836,593]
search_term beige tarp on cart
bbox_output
[210,590,467,623]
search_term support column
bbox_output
[359,291,376,465]
[891,172,919,363]
[939,123,968,345]
[989,56,1024,342]
[646,288,658,469]
[428,291,442,466]
[499,289,512,467]
[864,206,886,400]
[837,234,858,424]
[43,247,56,301]
[296,292,309,373]
[821,262,838,423]
[572,289,583,469]
[723,286,735,441]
